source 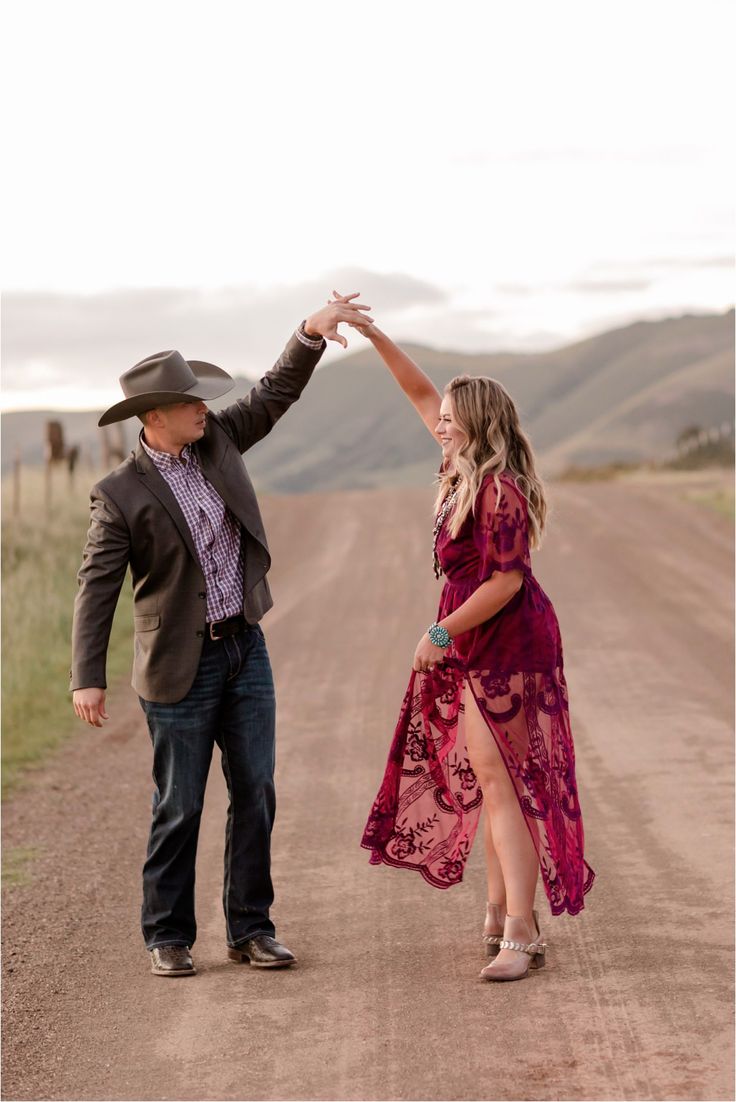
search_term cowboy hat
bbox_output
[98,349,235,426]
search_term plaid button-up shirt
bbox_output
[140,434,244,622]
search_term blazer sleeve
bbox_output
[70,486,131,691]
[210,330,325,454]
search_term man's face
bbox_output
[152,399,208,447]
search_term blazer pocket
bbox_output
[134,613,160,632]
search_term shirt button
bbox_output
[196,630,204,637]
[198,592,206,599]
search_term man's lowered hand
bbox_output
[73,687,109,728]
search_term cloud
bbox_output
[494,284,535,296]
[642,255,734,270]
[1,269,448,393]
[568,279,653,294]
[586,255,733,275]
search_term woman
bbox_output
[335,292,595,983]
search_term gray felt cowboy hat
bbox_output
[98,349,235,427]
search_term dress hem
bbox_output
[362,838,597,916]
[360,840,461,890]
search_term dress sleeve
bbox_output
[472,475,531,582]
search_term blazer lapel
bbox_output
[197,446,269,552]
[134,443,200,566]
[196,449,230,512]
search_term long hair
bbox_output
[433,375,548,548]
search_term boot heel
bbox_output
[484,937,501,959]
[531,949,546,969]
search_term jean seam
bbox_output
[226,635,243,682]
[220,734,235,946]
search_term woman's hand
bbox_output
[412,633,447,673]
[305,294,373,348]
[329,290,375,337]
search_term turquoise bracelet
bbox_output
[428,621,452,648]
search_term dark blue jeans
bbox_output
[139,624,276,950]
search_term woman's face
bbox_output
[436,395,466,461]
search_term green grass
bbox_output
[557,461,646,482]
[686,487,735,519]
[2,466,134,795]
[2,845,39,887]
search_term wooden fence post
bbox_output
[13,447,21,517]
[44,459,52,517]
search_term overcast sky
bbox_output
[2,0,733,410]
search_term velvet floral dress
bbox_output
[361,472,595,916]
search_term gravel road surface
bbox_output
[3,477,733,1101]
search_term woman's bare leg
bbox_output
[464,684,539,932]
[483,809,506,906]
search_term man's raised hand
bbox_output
[304,293,373,349]
[329,290,376,337]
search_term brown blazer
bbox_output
[70,332,324,704]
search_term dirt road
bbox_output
[3,476,733,1101]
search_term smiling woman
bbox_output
[340,298,595,984]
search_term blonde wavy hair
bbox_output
[434,375,548,549]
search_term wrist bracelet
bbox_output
[428,621,452,648]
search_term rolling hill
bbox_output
[2,308,733,491]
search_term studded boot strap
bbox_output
[498,937,547,957]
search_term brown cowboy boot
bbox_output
[479,911,546,982]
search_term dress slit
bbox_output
[462,674,546,874]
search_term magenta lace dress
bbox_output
[361,472,595,916]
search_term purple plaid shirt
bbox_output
[140,434,244,622]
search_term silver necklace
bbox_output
[432,477,461,579]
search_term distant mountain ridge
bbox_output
[2,308,733,491]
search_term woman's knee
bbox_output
[476,761,515,803]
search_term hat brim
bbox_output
[98,360,235,426]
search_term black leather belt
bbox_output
[207,614,246,640]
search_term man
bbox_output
[70,296,371,977]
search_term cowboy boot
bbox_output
[479,911,546,982]
[481,902,506,958]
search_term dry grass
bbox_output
[1,465,133,794]
[684,486,735,519]
[557,461,734,519]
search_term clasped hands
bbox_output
[303,292,374,348]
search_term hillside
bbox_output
[2,308,733,489]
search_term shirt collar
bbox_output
[140,430,194,470]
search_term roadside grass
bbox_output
[685,487,735,520]
[1,466,134,796]
[1,845,39,887]
[558,461,734,519]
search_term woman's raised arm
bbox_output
[332,291,442,441]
